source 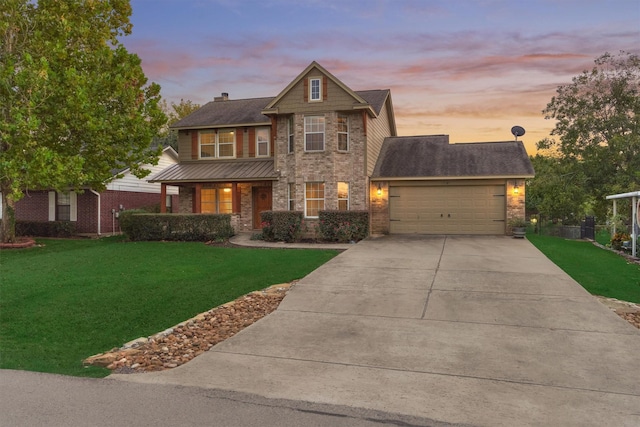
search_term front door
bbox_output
[252,186,272,229]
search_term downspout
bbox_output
[89,189,101,236]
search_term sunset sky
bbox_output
[123,0,640,154]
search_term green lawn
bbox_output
[527,234,640,303]
[0,237,338,377]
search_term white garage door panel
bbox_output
[390,185,505,235]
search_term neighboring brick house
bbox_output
[10,146,179,235]
[151,62,534,236]
[150,62,397,231]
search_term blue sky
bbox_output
[123,0,640,153]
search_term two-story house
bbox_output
[151,61,534,236]
[150,61,396,231]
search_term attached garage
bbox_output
[389,183,506,234]
[370,135,535,236]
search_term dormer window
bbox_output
[309,78,321,101]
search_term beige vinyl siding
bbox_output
[365,99,392,176]
[276,72,362,115]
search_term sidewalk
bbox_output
[229,231,355,250]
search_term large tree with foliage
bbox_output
[0,0,165,242]
[539,51,640,219]
[526,151,587,224]
[153,98,201,151]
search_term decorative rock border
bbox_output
[84,282,293,373]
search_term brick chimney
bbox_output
[214,92,229,102]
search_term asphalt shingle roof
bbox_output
[170,90,390,129]
[372,135,535,178]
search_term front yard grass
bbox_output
[0,237,339,377]
[527,234,640,304]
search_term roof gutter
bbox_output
[371,175,535,181]
[89,189,101,235]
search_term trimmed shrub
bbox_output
[318,211,369,243]
[16,220,76,238]
[260,211,303,242]
[119,212,235,242]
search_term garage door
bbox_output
[389,185,505,234]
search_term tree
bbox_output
[0,0,165,242]
[539,51,640,219]
[526,151,587,224]
[153,98,201,151]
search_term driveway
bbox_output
[114,235,640,426]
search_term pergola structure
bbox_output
[606,190,640,258]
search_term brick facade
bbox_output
[14,190,178,235]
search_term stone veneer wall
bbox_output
[370,181,390,235]
[506,179,527,234]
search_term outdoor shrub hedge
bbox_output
[16,220,76,237]
[119,212,235,242]
[260,211,303,242]
[318,210,369,243]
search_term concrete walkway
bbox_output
[114,235,640,426]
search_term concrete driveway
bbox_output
[115,235,640,426]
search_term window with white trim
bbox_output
[337,114,349,152]
[57,192,71,221]
[288,183,295,211]
[338,182,349,211]
[256,127,270,157]
[199,129,236,159]
[304,116,325,151]
[305,182,324,218]
[288,116,295,153]
[201,187,232,214]
[309,78,321,101]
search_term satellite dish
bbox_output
[511,126,526,141]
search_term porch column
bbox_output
[612,199,617,235]
[193,184,202,213]
[232,182,240,213]
[160,184,167,213]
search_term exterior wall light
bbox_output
[377,183,382,196]
[513,183,519,195]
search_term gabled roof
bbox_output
[261,61,381,118]
[171,97,273,129]
[148,159,277,183]
[372,136,535,180]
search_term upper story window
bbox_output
[309,78,321,101]
[304,116,325,151]
[288,116,295,154]
[200,129,235,159]
[256,127,270,157]
[337,114,349,152]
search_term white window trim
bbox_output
[199,129,236,159]
[309,78,322,102]
[304,182,324,218]
[256,127,270,157]
[49,191,77,221]
[304,116,325,152]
